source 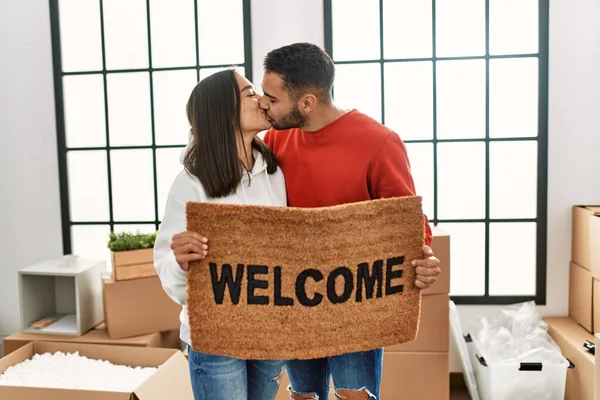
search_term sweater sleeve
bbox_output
[153,171,199,306]
[370,133,433,246]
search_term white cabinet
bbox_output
[18,257,105,336]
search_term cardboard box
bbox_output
[18,258,105,336]
[2,326,180,356]
[545,317,595,400]
[386,294,449,352]
[0,341,193,399]
[103,276,181,339]
[423,227,450,295]
[112,248,158,281]
[275,352,449,400]
[380,352,449,399]
[572,206,600,271]
[569,261,594,332]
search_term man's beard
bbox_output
[271,105,307,130]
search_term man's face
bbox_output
[260,72,307,130]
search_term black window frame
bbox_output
[323,0,549,305]
[49,0,253,254]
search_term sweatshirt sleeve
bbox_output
[153,171,200,306]
[370,132,433,246]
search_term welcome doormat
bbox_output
[186,196,425,360]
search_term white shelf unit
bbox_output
[18,258,105,336]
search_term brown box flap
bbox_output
[134,351,193,399]
[3,327,163,356]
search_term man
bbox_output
[260,43,441,400]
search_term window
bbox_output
[324,0,549,304]
[50,0,252,262]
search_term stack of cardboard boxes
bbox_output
[0,250,194,398]
[3,254,182,355]
[545,205,600,400]
[275,227,451,400]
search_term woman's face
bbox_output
[236,73,271,135]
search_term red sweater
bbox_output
[264,109,433,246]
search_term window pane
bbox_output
[107,72,152,146]
[490,0,538,55]
[114,224,157,234]
[405,143,434,220]
[384,62,433,140]
[58,0,102,72]
[199,66,246,81]
[436,0,485,57]
[198,0,244,65]
[383,0,431,59]
[489,58,538,138]
[153,70,197,146]
[334,63,381,122]
[149,0,196,68]
[110,150,155,222]
[71,225,111,269]
[63,75,106,148]
[102,0,148,70]
[437,142,486,219]
[156,148,186,221]
[490,141,537,219]
[489,222,537,295]
[436,60,485,139]
[437,222,485,296]
[332,0,380,61]
[67,151,109,222]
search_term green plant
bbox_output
[108,231,158,252]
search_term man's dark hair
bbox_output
[184,69,278,198]
[264,42,335,102]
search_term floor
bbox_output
[451,387,472,399]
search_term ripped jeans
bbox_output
[187,346,285,400]
[286,348,383,399]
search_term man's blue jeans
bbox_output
[286,348,383,399]
[188,346,285,400]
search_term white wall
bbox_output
[1,0,599,372]
[0,0,63,343]
[250,0,324,90]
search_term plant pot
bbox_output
[111,248,157,281]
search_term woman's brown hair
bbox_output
[183,69,278,198]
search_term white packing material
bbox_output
[0,351,157,392]
[473,301,564,364]
[468,301,570,400]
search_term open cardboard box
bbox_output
[0,341,193,399]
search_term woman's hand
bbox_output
[170,231,208,272]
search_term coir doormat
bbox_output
[186,196,425,360]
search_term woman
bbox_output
[154,69,287,400]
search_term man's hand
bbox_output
[413,245,441,290]
[171,231,208,272]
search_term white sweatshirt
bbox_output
[153,149,287,346]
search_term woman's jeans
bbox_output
[285,348,383,399]
[188,346,285,400]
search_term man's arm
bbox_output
[369,132,433,246]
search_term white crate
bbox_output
[18,257,105,336]
[466,333,571,400]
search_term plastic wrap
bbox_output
[473,301,564,364]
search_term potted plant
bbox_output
[108,231,158,281]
